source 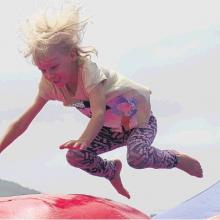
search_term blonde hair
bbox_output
[21,3,97,64]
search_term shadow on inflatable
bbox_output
[0,194,150,219]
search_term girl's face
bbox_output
[36,47,77,88]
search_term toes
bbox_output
[110,160,130,199]
[194,162,203,178]
[176,154,203,178]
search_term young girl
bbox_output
[0,4,203,199]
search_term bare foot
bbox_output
[109,160,131,199]
[174,151,203,178]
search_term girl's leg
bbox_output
[126,114,178,169]
[66,126,132,180]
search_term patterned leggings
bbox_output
[66,114,178,180]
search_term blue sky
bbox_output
[0,0,220,215]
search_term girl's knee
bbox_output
[127,152,154,169]
[127,156,145,169]
[127,160,139,169]
[66,149,84,167]
[127,158,153,169]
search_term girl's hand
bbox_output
[59,139,89,150]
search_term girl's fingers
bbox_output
[59,141,81,150]
[72,142,81,149]
[59,141,75,149]
[59,145,71,149]
[78,143,87,150]
[60,145,80,150]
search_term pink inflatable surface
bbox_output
[0,194,150,219]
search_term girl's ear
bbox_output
[70,48,78,61]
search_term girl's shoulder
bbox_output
[38,76,56,101]
[38,76,54,94]
[38,76,68,102]
[80,58,100,73]
[79,58,108,95]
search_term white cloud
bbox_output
[157,117,220,148]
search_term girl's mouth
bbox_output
[53,77,61,84]
[53,80,60,84]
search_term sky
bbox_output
[0,0,220,215]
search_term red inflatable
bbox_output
[0,194,150,219]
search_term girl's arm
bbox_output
[60,82,106,150]
[0,95,48,153]
[78,82,106,146]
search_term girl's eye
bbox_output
[51,65,58,70]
